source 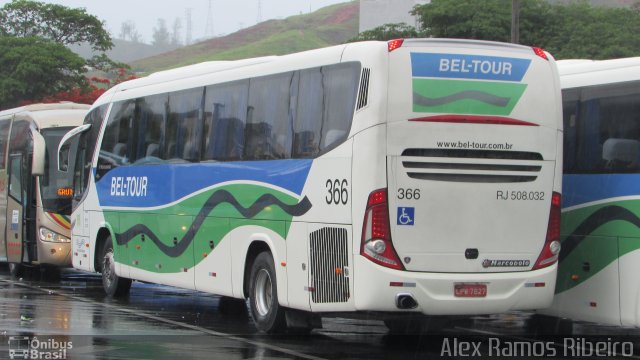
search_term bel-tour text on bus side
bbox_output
[110,176,148,197]
[438,58,514,76]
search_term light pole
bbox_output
[511,0,520,44]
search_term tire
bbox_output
[248,251,286,333]
[384,317,424,335]
[40,265,61,282]
[100,237,132,297]
[8,262,24,278]
[527,314,573,335]
[218,296,247,316]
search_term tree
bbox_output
[119,20,142,43]
[0,0,132,109]
[349,23,419,42]
[412,0,517,42]
[0,36,86,109]
[171,18,183,47]
[152,18,171,48]
[535,3,640,59]
[23,69,137,106]
[411,0,640,59]
[0,0,112,51]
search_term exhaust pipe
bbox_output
[395,293,418,309]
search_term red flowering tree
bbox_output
[23,68,138,106]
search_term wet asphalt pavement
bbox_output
[0,265,638,360]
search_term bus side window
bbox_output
[8,154,22,201]
[561,89,579,174]
[135,94,167,164]
[167,88,203,162]
[245,72,293,160]
[77,105,108,199]
[572,80,640,174]
[204,80,248,161]
[294,68,323,158]
[97,101,134,179]
[0,120,10,169]
[318,63,360,154]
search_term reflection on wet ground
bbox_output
[0,265,638,359]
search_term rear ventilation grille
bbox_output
[356,68,371,111]
[401,149,543,183]
[309,227,350,303]
[402,149,543,160]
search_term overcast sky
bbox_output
[0,0,351,43]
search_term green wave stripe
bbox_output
[412,78,527,116]
[557,199,640,293]
[106,184,302,273]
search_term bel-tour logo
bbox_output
[410,52,531,116]
[110,176,148,197]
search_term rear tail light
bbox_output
[532,47,549,61]
[533,192,561,270]
[388,39,404,52]
[361,189,404,270]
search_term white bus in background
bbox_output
[59,39,562,333]
[0,103,89,277]
[543,58,640,327]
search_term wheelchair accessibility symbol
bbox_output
[397,207,415,225]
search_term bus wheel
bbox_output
[248,251,286,333]
[100,237,132,297]
[384,316,424,335]
[527,314,573,335]
[8,263,24,278]
[39,265,61,282]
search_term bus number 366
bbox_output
[325,179,348,205]
[397,188,421,200]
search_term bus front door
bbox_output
[6,145,36,267]
[6,154,25,264]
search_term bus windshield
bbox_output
[40,127,75,215]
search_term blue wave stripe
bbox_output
[95,159,312,208]
[563,174,640,208]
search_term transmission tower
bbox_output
[185,8,193,45]
[205,0,215,38]
[257,0,262,24]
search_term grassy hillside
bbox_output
[131,1,358,72]
[71,39,176,63]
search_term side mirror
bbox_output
[31,128,46,176]
[58,142,71,172]
[58,124,91,172]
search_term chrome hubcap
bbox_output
[254,269,272,317]
[103,250,115,288]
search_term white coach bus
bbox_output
[0,103,89,276]
[543,58,640,327]
[59,39,562,333]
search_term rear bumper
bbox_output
[353,255,557,314]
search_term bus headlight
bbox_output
[39,227,70,243]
